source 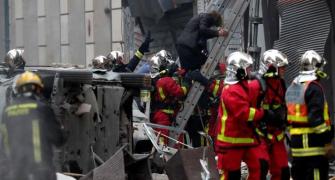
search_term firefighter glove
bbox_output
[167,63,179,76]
[139,31,154,53]
[262,109,277,124]
[273,106,287,127]
[263,109,285,127]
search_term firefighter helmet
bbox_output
[259,49,288,75]
[300,50,326,71]
[91,55,108,69]
[4,49,25,69]
[15,71,44,93]
[107,51,128,65]
[150,50,174,73]
[225,52,253,84]
[92,56,107,69]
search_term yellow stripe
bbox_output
[201,135,205,146]
[262,104,269,110]
[248,108,256,122]
[302,134,308,148]
[287,115,308,122]
[264,72,275,77]
[207,110,211,115]
[213,80,220,96]
[162,109,174,114]
[159,137,165,145]
[314,168,320,180]
[182,87,187,95]
[220,175,225,180]
[204,125,209,133]
[290,127,314,134]
[289,124,331,135]
[5,103,37,112]
[314,123,331,134]
[217,102,254,144]
[0,124,9,154]
[135,50,144,59]
[158,87,166,100]
[295,104,301,117]
[276,132,285,141]
[324,103,329,121]
[291,147,326,157]
[255,128,273,140]
[32,120,41,163]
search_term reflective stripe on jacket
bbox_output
[285,80,331,157]
[216,81,264,148]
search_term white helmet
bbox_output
[295,50,327,83]
[225,52,253,84]
[150,50,174,73]
[5,49,25,69]
[300,50,326,71]
[91,55,107,69]
[107,51,128,65]
[259,49,288,75]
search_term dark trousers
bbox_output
[176,44,210,86]
[176,44,206,71]
[291,156,329,180]
[185,115,206,147]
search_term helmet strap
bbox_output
[316,70,328,79]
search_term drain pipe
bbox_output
[4,0,10,51]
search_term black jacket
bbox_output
[113,55,141,72]
[290,81,333,152]
[1,95,65,180]
[177,13,219,51]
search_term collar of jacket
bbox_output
[294,70,317,83]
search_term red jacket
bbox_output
[208,79,224,97]
[207,79,224,137]
[248,78,286,142]
[215,80,264,149]
[154,77,187,104]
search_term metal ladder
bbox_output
[169,0,251,145]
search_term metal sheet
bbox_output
[165,147,219,180]
[274,0,331,83]
[93,147,126,180]
[94,86,124,160]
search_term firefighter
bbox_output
[91,55,108,69]
[0,71,65,180]
[249,49,290,180]
[151,59,189,145]
[176,10,228,86]
[216,51,276,180]
[285,50,334,180]
[207,63,225,140]
[107,31,154,72]
[186,63,226,147]
[4,49,25,77]
[148,50,179,84]
[2,49,26,104]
